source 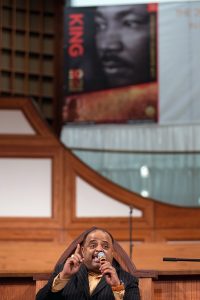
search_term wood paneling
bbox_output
[154,276,200,300]
[121,242,200,271]
[35,279,48,294]
[139,278,153,300]
[0,241,200,273]
[1,272,200,300]
[0,277,35,300]
[0,99,64,238]
[0,98,200,245]
[155,202,200,228]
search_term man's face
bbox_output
[81,230,113,273]
[95,5,150,88]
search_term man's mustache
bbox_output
[100,53,131,68]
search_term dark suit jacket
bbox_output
[36,261,140,300]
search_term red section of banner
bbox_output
[147,3,158,12]
[62,82,158,124]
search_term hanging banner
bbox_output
[63,4,158,124]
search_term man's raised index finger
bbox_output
[74,244,83,259]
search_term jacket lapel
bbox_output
[77,265,90,299]
[91,261,121,298]
[91,276,108,297]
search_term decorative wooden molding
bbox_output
[63,150,154,232]
[0,98,55,137]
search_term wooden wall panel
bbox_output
[139,278,153,300]
[0,229,62,242]
[62,149,155,242]
[120,242,200,271]
[1,241,200,274]
[154,279,200,300]
[1,272,200,300]
[0,98,200,245]
[155,202,200,229]
[35,279,48,294]
[155,228,200,242]
[0,278,35,300]
[0,99,64,243]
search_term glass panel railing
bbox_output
[72,149,200,207]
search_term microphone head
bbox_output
[98,251,106,262]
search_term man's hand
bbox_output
[60,244,83,279]
[99,260,120,287]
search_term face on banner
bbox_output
[94,5,150,88]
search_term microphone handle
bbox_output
[163,257,200,262]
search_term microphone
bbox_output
[98,251,106,262]
[98,251,110,278]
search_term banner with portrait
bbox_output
[63,4,158,124]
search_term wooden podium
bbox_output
[0,270,200,300]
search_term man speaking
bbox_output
[36,228,140,299]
